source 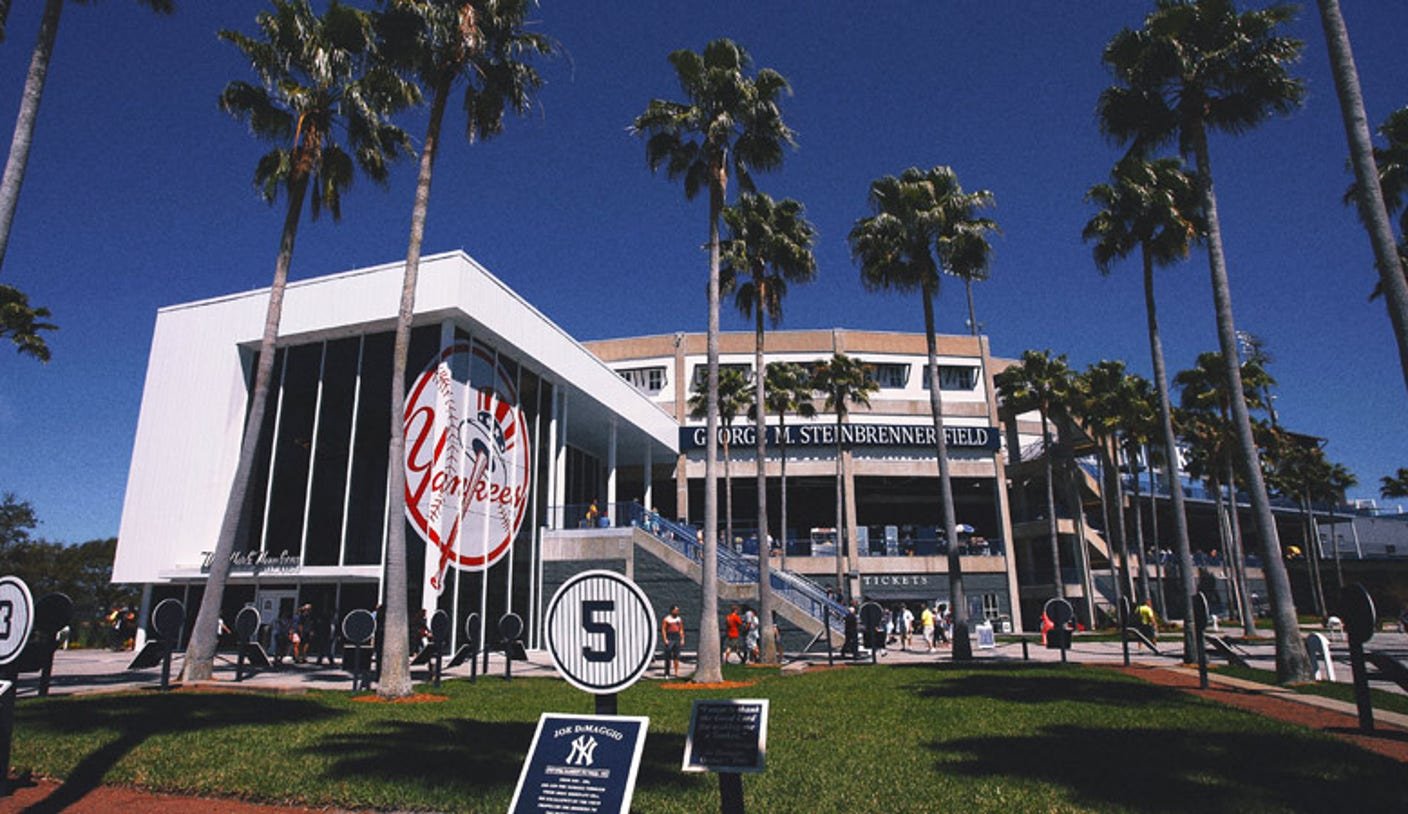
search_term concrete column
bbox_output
[607,420,618,522]
[643,446,654,512]
[552,387,568,529]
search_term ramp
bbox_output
[1366,652,1408,692]
[1204,634,1249,669]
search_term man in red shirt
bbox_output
[725,605,743,664]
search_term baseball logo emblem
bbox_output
[405,342,531,591]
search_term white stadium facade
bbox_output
[117,252,1351,652]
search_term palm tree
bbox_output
[811,353,876,601]
[1072,361,1136,618]
[372,0,551,699]
[689,366,752,561]
[762,361,815,573]
[1321,461,1357,591]
[850,165,996,658]
[1083,154,1204,659]
[995,350,1074,603]
[1263,429,1330,617]
[1099,0,1311,683]
[720,192,816,664]
[1177,350,1274,632]
[1117,373,1160,613]
[185,0,414,682]
[1178,403,1256,632]
[1315,2,1408,397]
[1382,468,1408,499]
[632,39,794,684]
[0,0,175,278]
[0,283,54,362]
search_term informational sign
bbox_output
[405,342,532,595]
[682,699,770,774]
[545,571,657,695]
[0,576,34,666]
[509,713,649,814]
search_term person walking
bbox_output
[897,604,914,651]
[743,605,760,663]
[725,605,743,664]
[1137,598,1158,643]
[660,604,685,678]
[921,604,936,652]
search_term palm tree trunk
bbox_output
[778,413,788,574]
[1127,443,1151,606]
[1302,491,1326,618]
[1109,439,1134,601]
[1145,445,1165,615]
[696,170,725,684]
[1330,509,1343,589]
[1041,407,1062,599]
[1192,122,1309,683]
[1224,458,1258,636]
[0,0,62,275]
[754,306,777,663]
[1316,0,1408,399]
[923,290,969,658]
[378,74,451,698]
[0,1,12,43]
[1143,249,1197,661]
[1095,441,1125,629]
[834,411,846,601]
[723,433,733,556]
[185,172,310,681]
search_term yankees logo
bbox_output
[566,735,598,767]
[405,343,531,591]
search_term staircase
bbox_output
[623,505,847,639]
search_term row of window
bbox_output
[618,361,982,396]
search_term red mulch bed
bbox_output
[1111,663,1408,763]
[0,778,358,813]
[660,680,755,690]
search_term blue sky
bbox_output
[0,1,1404,543]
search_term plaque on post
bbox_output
[858,602,883,664]
[1043,597,1075,662]
[545,570,656,715]
[342,609,376,691]
[1341,583,1377,732]
[0,576,34,796]
[682,699,769,773]
[509,712,649,814]
[499,613,525,681]
[683,699,769,814]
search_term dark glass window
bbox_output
[237,348,283,553]
[345,333,392,565]
[304,337,359,566]
[263,343,322,556]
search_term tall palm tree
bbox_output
[1178,403,1256,632]
[632,39,794,684]
[1347,109,1408,304]
[1099,0,1311,683]
[720,192,816,664]
[689,366,752,561]
[1083,155,1204,659]
[1116,373,1160,612]
[850,165,996,658]
[762,361,815,573]
[0,283,54,362]
[0,0,175,278]
[1177,350,1274,630]
[995,350,1074,604]
[1321,461,1356,591]
[1263,429,1330,618]
[1315,2,1408,397]
[185,0,414,682]
[811,353,876,601]
[1072,361,1136,618]
[373,0,551,699]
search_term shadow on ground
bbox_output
[932,723,1408,811]
[895,661,1187,708]
[16,693,341,814]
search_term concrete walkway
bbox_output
[16,631,1407,730]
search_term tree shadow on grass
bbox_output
[932,724,1408,811]
[311,718,695,798]
[16,692,341,814]
[893,662,1184,708]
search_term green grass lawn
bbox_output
[14,662,1408,813]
